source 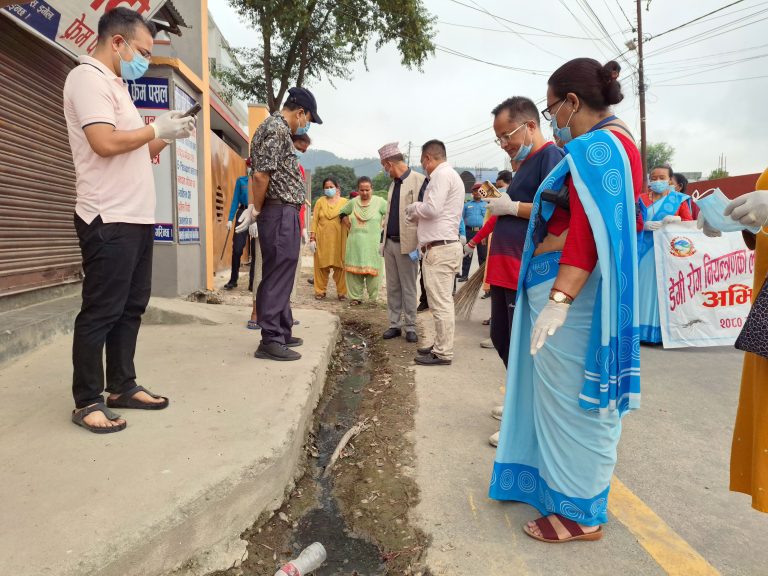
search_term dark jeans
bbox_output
[249,237,256,289]
[461,228,487,278]
[256,202,300,345]
[228,207,248,285]
[490,285,516,367]
[72,215,153,409]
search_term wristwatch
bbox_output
[549,289,574,305]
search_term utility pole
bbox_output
[636,0,648,181]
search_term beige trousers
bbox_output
[422,242,463,360]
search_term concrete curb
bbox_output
[0,298,340,576]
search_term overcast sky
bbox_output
[208,0,768,177]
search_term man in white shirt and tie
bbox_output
[405,140,465,366]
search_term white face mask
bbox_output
[323,187,336,197]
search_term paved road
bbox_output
[411,295,768,576]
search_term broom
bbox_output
[454,261,487,320]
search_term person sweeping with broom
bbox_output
[461,96,564,446]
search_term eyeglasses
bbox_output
[494,123,527,147]
[540,99,564,121]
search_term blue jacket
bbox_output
[463,199,488,229]
[228,176,250,221]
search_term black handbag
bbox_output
[735,274,768,360]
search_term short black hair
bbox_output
[496,170,514,185]
[421,139,446,160]
[673,172,688,193]
[492,96,540,126]
[357,176,372,187]
[322,177,340,189]
[98,7,156,42]
[283,101,303,112]
[652,164,674,179]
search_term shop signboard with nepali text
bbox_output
[174,85,199,243]
[654,223,755,348]
[2,0,164,57]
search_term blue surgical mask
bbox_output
[118,41,149,81]
[497,186,507,193]
[693,187,760,233]
[550,100,574,144]
[324,187,336,197]
[295,151,304,159]
[513,129,532,162]
[649,181,669,194]
[295,113,311,136]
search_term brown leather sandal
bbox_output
[523,514,603,543]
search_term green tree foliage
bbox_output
[216,0,436,112]
[311,164,357,200]
[646,142,675,172]
[371,170,391,194]
[707,168,729,180]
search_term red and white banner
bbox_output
[654,222,755,348]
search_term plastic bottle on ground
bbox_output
[274,542,327,576]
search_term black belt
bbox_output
[264,198,301,210]
[422,239,458,252]
[387,235,400,242]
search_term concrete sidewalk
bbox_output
[0,298,339,576]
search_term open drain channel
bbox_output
[289,330,385,575]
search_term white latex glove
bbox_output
[301,229,309,244]
[724,190,768,227]
[463,243,475,257]
[662,215,682,225]
[460,235,467,245]
[235,204,258,233]
[248,222,258,238]
[405,203,419,219]
[151,110,195,141]
[643,220,663,231]
[530,301,570,355]
[487,194,520,217]
[696,212,722,238]
[309,240,317,254]
[226,221,232,231]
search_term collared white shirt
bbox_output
[410,162,464,247]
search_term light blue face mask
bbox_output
[323,187,336,197]
[550,101,574,144]
[118,40,149,81]
[693,187,760,233]
[512,128,532,162]
[648,180,669,194]
[408,249,420,262]
[296,113,311,136]
[295,151,304,159]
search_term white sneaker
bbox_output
[489,431,499,447]
[480,338,494,349]
[491,405,503,421]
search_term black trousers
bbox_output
[72,215,153,409]
[489,285,516,367]
[256,203,300,345]
[228,207,249,285]
[461,227,488,278]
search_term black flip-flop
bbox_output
[106,385,169,410]
[72,403,126,434]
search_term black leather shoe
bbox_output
[383,327,402,340]
[480,291,491,299]
[417,345,433,355]
[414,352,451,366]
[223,282,237,290]
[254,342,301,361]
[457,276,468,283]
[405,331,418,343]
[285,336,303,348]
[307,278,314,285]
[247,284,253,291]
[417,302,429,312]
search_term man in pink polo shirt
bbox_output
[63,8,194,433]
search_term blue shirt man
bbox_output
[224,174,252,290]
[463,191,488,230]
[228,175,250,222]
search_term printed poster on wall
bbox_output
[174,85,199,243]
[130,77,174,243]
[3,0,165,56]
[654,222,755,348]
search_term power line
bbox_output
[647,41,768,67]
[444,127,493,145]
[445,0,602,39]
[650,0,745,40]
[556,0,614,59]
[614,0,635,30]
[435,44,549,74]
[654,74,768,87]
[437,20,597,39]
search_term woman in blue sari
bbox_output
[489,58,643,542]
[637,165,694,343]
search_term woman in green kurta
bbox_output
[339,177,387,304]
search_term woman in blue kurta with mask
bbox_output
[637,165,693,343]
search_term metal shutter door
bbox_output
[0,17,81,296]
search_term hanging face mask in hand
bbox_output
[117,40,149,81]
[693,187,761,233]
[648,181,669,194]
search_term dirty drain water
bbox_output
[290,331,385,575]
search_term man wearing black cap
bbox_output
[236,87,322,361]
